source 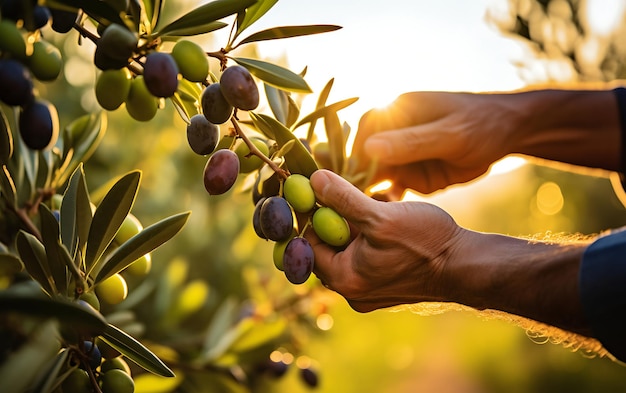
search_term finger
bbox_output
[363,121,455,165]
[309,169,378,224]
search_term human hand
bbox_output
[306,169,466,312]
[350,91,517,198]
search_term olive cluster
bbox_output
[252,174,350,284]
[61,340,135,393]
[0,1,67,150]
[93,22,210,121]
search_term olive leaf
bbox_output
[61,164,92,257]
[34,150,51,191]
[227,317,286,353]
[306,78,335,141]
[157,21,228,37]
[0,253,23,275]
[0,292,107,334]
[0,106,12,165]
[16,231,55,295]
[0,165,17,207]
[39,204,70,294]
[94,211,190,283]
[292,97,359,130]
[143,0,165,31]
[0,321,61,393]
[264,84,289,125]
[250,113,318,177]
[324,112,345,174]
[53,0,125,26]
[155,0,256,37]
[85,171,141,275]
[57,113,106,188]
[233,0,278,40]
[29,348,69,393]
[231,57,312,93]
[235,24,342,47]
[101,324,175,377]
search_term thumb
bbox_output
[310,169,378,224]
[363,123,450,165]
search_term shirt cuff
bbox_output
[580,230,626,361]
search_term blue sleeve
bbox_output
[580,230,626,361]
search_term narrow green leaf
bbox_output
[101,324,175,377]
[292,97,359,130]
[229,317,286,353]
[95,212,190,283]
[325,112,345,173]
[0,107,12,165]
[16,231,55,295]
[34,151,51,190]
[0,253,24,275]
[231,57,312,93]
[0,165,17,207]
[0,321,61,393]
[157,21,228,37]
[52,0,125,26]
[143,0,165,30]
[0,292,107,334]
[60,113,107,187]
[264,84,289,125]
[251,113,318,176]
[155,0,256,36]
[61,164,92,257]
[39,204,69,293]
[234,0,277,39]
[286,95,300,129]
[30,348,69,393]
[85,171,141,274]
[247,112,275,140]
[237,25,341,46]
[306,78,334,141]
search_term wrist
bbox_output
[445,230,591,335]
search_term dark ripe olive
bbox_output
[50,8,78,33]
[0,59,34,107]
[143,52,179,98]
[219,65,259,110]
[259,196,293,241]
[81,341,102,370]
[94,45,129,70]
[187,114,220,155]
[203,149,240,195]
[300,366,319,387]
[201,83,233,124]
[19,99,59,150]
[283,237,314,285]
[252,197,267,239]
[31,5,52,30]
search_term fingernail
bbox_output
[310,170,332,198]
[364,137,391,159]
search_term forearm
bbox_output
[503,88,621,171]
[447,229,592,336]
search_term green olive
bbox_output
[235,138,268,173]
[125,253,151,276]
[96,273,128,305]
[96,68,132,110]
[125,76,158,122]
[283,174,316,213]
[79,291,101,311]
[100,369,135,393]
[0,20,26,60]
[61,368,91,392]
[28,40,62,81]
[101,356,132,375]
[115,213,143,243]
[171,40,209,83]
[312,207,350,247]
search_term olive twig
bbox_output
[231,118,289,180]
[73,22,99,45]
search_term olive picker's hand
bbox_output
[351,89,621,198]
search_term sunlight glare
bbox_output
[489,156,527,176]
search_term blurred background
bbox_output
[43,0,626,391]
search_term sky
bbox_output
[229,0,527,127]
